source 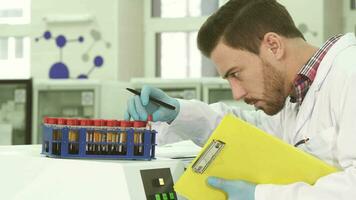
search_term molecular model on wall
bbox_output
[35,30,110,79]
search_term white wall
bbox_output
[118,0,144,81]
[279,0,343,46]
[343,0,356,33]
[30,0,144,81]
[27,0,354,81]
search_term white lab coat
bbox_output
[155,33,356,200]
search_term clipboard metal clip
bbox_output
[192,140,225,174]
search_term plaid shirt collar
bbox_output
[290,35,342,105]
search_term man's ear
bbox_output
[261,32,284,60]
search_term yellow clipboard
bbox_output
[174,114,338,200]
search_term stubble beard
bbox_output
[260,61,287,115]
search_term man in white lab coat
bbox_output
[125,0,356,199]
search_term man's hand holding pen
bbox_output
[125,86,180,123]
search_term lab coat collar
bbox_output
[294,33,356,137]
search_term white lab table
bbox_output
[0,141,201,200]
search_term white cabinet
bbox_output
[32,79,100,144]
[32,79,133,144]
[131,78,202,100]
[0,80,32,145]
[130,77,254,110]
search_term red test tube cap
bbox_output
[47,117,58,124]
[57,118,67,125]
[107,120,118,127]
[121,121,133,127]
[94,119,106,126]
[80,119,94,126]
[133,121,147,127]
[67,119,79,126]
[117,120,124,126]
[147,115,153,122]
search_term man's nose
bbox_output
[230,81,247,100]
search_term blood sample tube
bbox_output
[106,120,119,155]
[93,119,105,155]
[44,117,57,153]
[80,119,94,155]
[133,121,147,156]
[54,118,66,155]
[118,121,133,155]
[67,119,79,154]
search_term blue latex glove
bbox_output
[207,177,256,200]
[124,85,180,122]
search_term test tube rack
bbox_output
[41,118,157,160]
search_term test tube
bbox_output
[115,120,121,154]
[93,120,105,155]
[106,120,119,155]
[43,116,50,125]
[119,121,133,155]
[133,121,147,156]
[43,117,49,152]
[45,117,58,153]
[147,115,153,130]
[89,122,94,154]
[67,119,79,154]
[102,120,108,154]
[55,118,66,155]
[80,119,94,155]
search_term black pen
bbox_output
[126,88,176,110]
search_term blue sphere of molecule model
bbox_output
[78,36,84,43]
[56,35,67,48]
[94,56,104,67]
[77,74,88,79]
[49,62,69,79]
[44,31,52,40]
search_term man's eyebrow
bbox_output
[223,67,238,79]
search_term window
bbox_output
[145,0,220,79]
[152,0,217,18]
[0,37,30,79]
[156,32,201,78]
[0,0,30,24]
[0,0,31,79]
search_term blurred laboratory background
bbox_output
[0,0,355,145]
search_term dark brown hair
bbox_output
[197,0,304,57]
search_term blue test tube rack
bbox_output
[41,124,157,160]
